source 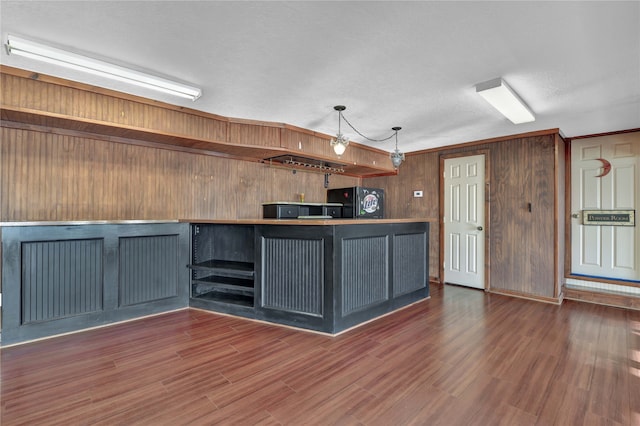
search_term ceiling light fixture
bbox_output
[390,127,405,169]
[5,35,202,101]
[475,77,534,124]
[330,105,350,156]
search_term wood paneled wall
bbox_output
[0,67,396,175]
[367,131,565,301]
[0,126,359,221]
[1,72,229,141]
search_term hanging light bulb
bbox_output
[390,126,405,169]
[330,105,349,156]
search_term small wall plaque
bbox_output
[582,210,635,226]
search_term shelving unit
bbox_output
[188,224,256,308]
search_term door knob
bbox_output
[477,226,483,231]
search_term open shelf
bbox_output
[193,289,254,307]
[190,224,256,309]
[189,259,254,278]
[192,274,254,295]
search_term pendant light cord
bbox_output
[339,111,397,143]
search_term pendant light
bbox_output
[330,105,349,156]
[390,126,405,169]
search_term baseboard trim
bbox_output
[487,288,562,305]
[564,286,640,311]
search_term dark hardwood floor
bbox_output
[2,284,639,425]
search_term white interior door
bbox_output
[571,135,640,282]
[444,155,485,289]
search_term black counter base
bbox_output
[189,221,430,334]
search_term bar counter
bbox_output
[188,219,430,333]
[1,218,429,345]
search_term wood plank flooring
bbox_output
[2,284,639,425]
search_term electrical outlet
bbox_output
[413,190,423,198]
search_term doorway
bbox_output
[443,154,486,289]
[570,134,640,284]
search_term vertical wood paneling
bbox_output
[261,237,323,316]
[528,136,555,296]
[393,232,428,296]
[281,128,334,158]
[490,137,532,292]
[368,134,561,299]
[22,239,103,323]
[341,236,389,315]
[119,235,179,306]
[1,73,229,142]
[229,122,281,147]
[0,127,359,221]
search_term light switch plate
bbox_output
[413,190,423,198]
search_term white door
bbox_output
[571,134,640,281]
[444,155,485,289]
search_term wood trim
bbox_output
[564,286,640,310]
[438,149,491,290]
[408,128,561,156]
[553,133,567,298]
[564,139,573,279]
[488,288,562,305]
[566,127,640,141]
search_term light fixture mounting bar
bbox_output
[5,35,202,101]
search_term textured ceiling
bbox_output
[1,1,639,153]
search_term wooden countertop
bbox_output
[0,220,179,227]
[0,218,435,227]
[181,218,433,225]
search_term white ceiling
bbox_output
[1,1,639,153]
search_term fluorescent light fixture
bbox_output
[5,35,202,101]
[476,78,534,124]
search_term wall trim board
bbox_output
[554,133,567,299]
[488,288,562,305]
[564,286,640,311]
[407,128,562,156]
[567,127,640,141]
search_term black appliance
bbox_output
[262,202,342,219]
[327,187,384,219]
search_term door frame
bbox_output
[439,149,491,290]
[565,128,640,288]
